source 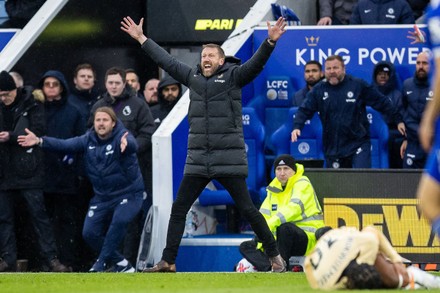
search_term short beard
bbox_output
[307,79,319,87]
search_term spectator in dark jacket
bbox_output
[143,78,159,106]
[401,52,432,169]
[292,61,323,107]
[38,70,85,271]
[406,0,429,22]
[121,16,288,273]
[68,63,100,271]
[151,75,182,130]
[90,67,155,267]
[317,0,358,25]
[292,55,406,168]
[350,0,415,24]
[69,63,100,129]
[371,61,404,168]
[0,0,45,28]
[125,69,144,100]
[0,70,69,272]
[18,106,144,273]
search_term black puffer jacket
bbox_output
[0,86,45,190]
[141,38,275,177]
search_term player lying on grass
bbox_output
[304,226,440,290]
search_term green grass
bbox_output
[2,272,437,293]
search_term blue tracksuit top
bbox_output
[294,74,402,158]
[350,0,415,24]
[402,76,432,142]
[41,120,144,201]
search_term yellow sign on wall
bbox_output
[324,198,440,258]
[195,19,243,31]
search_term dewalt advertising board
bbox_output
[306,169,439,264]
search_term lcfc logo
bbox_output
[266,79,289,100]
[267,89,277,100]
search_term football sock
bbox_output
[406,266,440,289]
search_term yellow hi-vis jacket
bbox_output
[258,163,325,255]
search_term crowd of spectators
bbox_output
[316,0,428,25]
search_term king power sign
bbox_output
[252,25,429,87]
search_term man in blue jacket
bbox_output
[371,61,404,168]
[90,67,155,266]
[401,51,431,169]
[350,0,415,24]
[121,16,288,273]
[18,106,144,273]
[291,55,406,168]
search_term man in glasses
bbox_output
[0,71,70,272]
[37,70,85,271]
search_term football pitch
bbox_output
[0,272,427,293]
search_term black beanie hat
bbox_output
[0,71,16,91]
[376,64,390,73]
[273,154,297,172]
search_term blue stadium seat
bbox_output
[270,107,324,160]
[199,107,266,206]
[367,107,389,168]
[248,75,295,152]
[261,107,323,202]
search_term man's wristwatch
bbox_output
[267,38,276,46]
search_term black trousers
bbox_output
[0,189,58,269]
[44,192,81,269]
[239,223,308,271]
[161,175,279,264]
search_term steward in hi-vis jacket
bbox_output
[239,154,328,271]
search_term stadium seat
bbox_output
[260,106,323,203]
[247,75,295,153]
[198,107,266,206]
[367,107,389,168]
[270,107,324,161]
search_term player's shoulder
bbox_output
[426,1,440,19]
[430,0,440,10]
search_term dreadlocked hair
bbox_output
[343,260,383,289]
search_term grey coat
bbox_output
[319,0,358,24]
[141,39,275,177]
